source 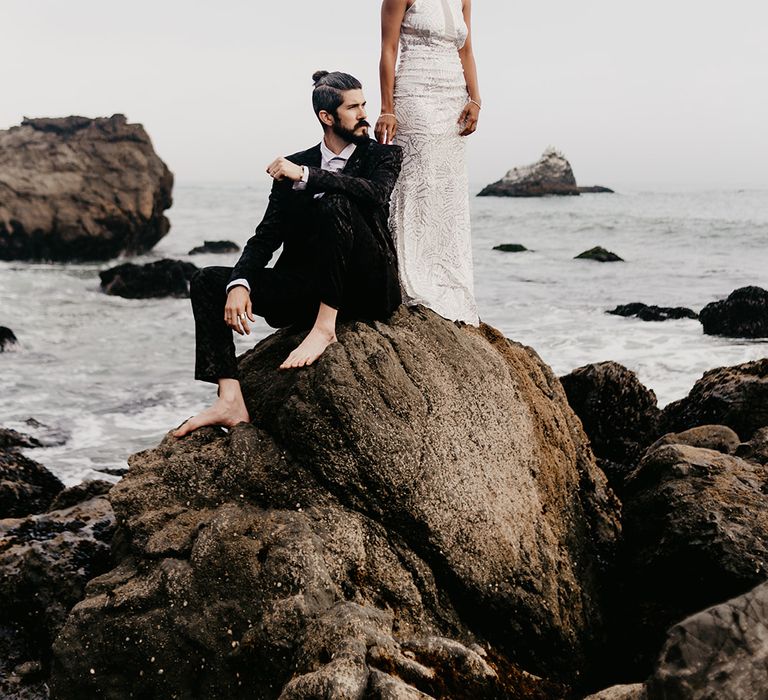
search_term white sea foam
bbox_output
[1,184,766,482]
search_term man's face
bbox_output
[327,89,370,145]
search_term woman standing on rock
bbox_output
[377,0,481,325]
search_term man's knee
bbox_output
[190,266,229,301]
[315,192,355,216]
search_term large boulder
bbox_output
[99,258,198,299]
[645,425,741,457]
[646,579,768,699]
[0,482,115,689]
[699,286,768,338]
[51,307,620,698]
[560,362,661,470]
[0,114,173,261]
[478,147,612,197]
[661,359,768,440]
[617,443,768,675]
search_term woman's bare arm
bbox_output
[376,0,409,143]
[457,0,481,136]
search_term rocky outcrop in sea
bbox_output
[477,148,613,197]
[0,115,173,262]
[607,303,698,322]
[188,240,241,255]
[699,285,768,338]
[0,327,17,352]
[99,259,198,299]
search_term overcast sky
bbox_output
[2,0,767,189]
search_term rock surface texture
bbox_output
[0,114,173,261]
[99,258,198,299]
[661,359,768,440]
[646,580,768,699]
[0,480,115,698]
[478,148,612,197]
[699,285,768,338]
[560,362,661,470]
[618,443,768,675]
[0,429,63,519]
[50,307,620,698]
[607,303,698,322]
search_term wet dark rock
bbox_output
[95,466,128,477]
[0,114,173,262]
[618,443,768,676]
[577,186,615,194]
[560,361,661,472]
[99,258,198,299]
[735,426,768,466]
[646,579,768,699]
[575,247,624,262]
[699,285,768,338]
[0,428,42,450]
[187,240,240,255]
[645,424,741,457]
[478,147,611,197]
[0,326,18,352]
[607,303,698,322]
[661,358,768,440]
[0,444,64,519]
[493,243,528,253]
[0,487,115,685]
[20,419,69,449]
[50,307,620,697]
[49,479,113,511]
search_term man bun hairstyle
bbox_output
[311,70,362,120]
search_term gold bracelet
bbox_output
[468,99,482,109]
[380,113,396,118]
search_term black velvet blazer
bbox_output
[228,138,403,289]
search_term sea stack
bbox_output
[478,147,613,197]
[0,114,173,262]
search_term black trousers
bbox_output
[191,193,399,383]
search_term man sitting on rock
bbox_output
[174,70,403,438]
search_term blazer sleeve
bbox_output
[228,179,288,287]
[303,145,403,206]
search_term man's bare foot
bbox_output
[173,396,250,438]
[279,326,337,369]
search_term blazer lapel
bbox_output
[302,144,322,168]
[342,139,371,175]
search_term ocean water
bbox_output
[1,183,766,485]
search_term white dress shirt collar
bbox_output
[320,139,356,168]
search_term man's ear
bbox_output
[318,110,335,128]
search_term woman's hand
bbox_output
[375,113,398,144]
[458,101,480,136]
[224,286,255,335]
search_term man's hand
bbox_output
[266,157,304,182]
[224,286,255,335]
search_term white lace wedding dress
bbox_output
[390,0,479,325]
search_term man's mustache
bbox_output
[356,120,371,129]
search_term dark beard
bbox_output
[331,119,371,145]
